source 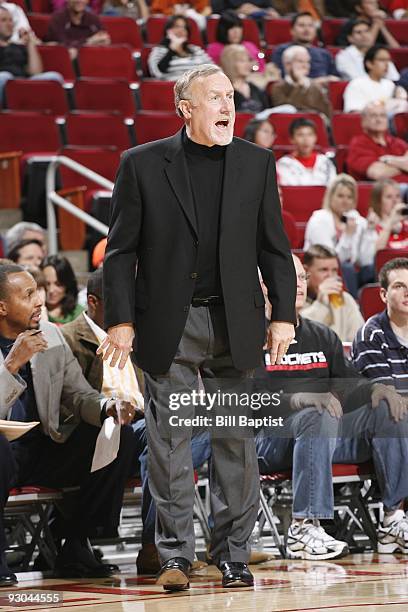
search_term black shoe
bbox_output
[156,557,190,591]
[219,562,254,588]
[54,538,114,579]
[0,573,18,587]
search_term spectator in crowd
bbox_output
[45,0,111,60]
[5,222,46,255]
[273,0,327,19]
[0,7,63,104]
[276,118,336,186]
[220,44,268,113]
[347,101,408,182]
[271,12,339,83]
[336,19,400,82]
[148,15,212,81]
[151,0,210,30]
[343,46,408,114]
[301,245,364,342]
[243,118,276,148]
[7,239,44,271]
[29,267,48,322]
[389,0,408,19]
[304,174,376,297]
[336,0,400,48]
[206,10,265,72]
[368,179,408,252]
[270,46,332,119]
[0,0,31,44]
[324,0,356,17]
[102,0,149,19]
[0,263,137,586]
[256,254,407,559]
[213,0,279,18]
[41,255,84,325]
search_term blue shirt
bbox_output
[272,43,339,78]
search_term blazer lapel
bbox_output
[164,131,198,238]
[220,139,242,234]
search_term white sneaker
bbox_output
[286,520,349,560]
[378,509,408,554]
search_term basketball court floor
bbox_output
[1,554,408,611]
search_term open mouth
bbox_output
[215,120,229,129]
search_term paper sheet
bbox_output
[91,416,121,472]
[0,420,40,442]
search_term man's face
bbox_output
[293,255,308,311]
[291,16,316,44]
[181,72,235,146]
[367,49,391,80]
[291,126,316,156]
[0,9,13,40]
[358,0,379,17]
[22,230,47,255]
[16,243,44,271]
[0,272,43,333]
[348,23,371,49]
[381,269,408,319]
[305,257,339,296]
[362,104,388,135]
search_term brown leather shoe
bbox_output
[136,543,160,575]
[156,557,190,591]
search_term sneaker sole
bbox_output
[286,545,349,561]
[156,568,189,591]
[377,542,408,554]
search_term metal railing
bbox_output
[46,155,114,254]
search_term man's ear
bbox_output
[178,100,192,119]
[0,300,7,317]
[380,287,387,305]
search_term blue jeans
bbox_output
[0,71,64,105]
[139,430,211,545]
[256,407,339,519]
[333,401,408,511]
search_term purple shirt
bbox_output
[45,7,104,48]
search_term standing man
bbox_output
[100,64,296,591]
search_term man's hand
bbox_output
[4,330,48,375]
[97,323,135,370]
[290,391,343,418]
[265,321,295,365]
[105,399,136,426]
[317,276,343,306]
[86,31,111,46]
[371,383,408,422]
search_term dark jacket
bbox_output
[103,129,297,374]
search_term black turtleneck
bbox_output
[182,129,226,299]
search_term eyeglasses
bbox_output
[297,273,310,282]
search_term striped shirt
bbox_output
[148,44,213,81]
[352,310,408,395]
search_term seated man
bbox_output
[256,254,408,558]
[44,0,111,60]
[347,101,408,182]
[0,7,63,104]
[301,245,364,343]
[276,118,336,186]
[62,268,212,575]
[336,0,400,48]
[0,0,30,44]
[0,263,136,586]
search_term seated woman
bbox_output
[220,44,269,113]
[368,178,408,252]
[148,15,212,81]
[207,11,265,72]
[243,118,276,148]
[304,174,376,297]
[41,255,84,326]
[7,239,44,271]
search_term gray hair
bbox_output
[282,45,310,66]
[174,64,223,118]
[5,222,46,253]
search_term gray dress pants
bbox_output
[143,304,260,566]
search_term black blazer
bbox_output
[104,130,296,375]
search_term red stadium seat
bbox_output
[74,79,136,115]
[394,113,408,141]
[359,284,383,319]
[357,182,373,218]
[321,18,346,45]
[0,112,61,154]
[335,145,349,173]
[28,13,51,39]
[389,48,408,73]
[37,45,76,82]
[146,16,203,47]
[65,112,133,149]
[30,0,52,11]
[139,79,175,111]
[133,111,183,144]
[264,18,292,46]
[328,81,348,112]
[78,45,139,80]
[385,20,408,45]
[375,248,408,276]
[234,112,254,138]
[282,209,301,249]
[332,113,362,146]
[100,16,143,50]
[280,186,325,244]
[5,80,69,115]
[206,15,261,46]
[269,113,329,147]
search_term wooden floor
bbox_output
[2,554,408,611]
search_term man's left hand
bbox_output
[105,399,136,425]
[266,321,295,365]
[371,383,408,422]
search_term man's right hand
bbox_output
[290,391,343,419]
[317,277,343,305]
[4,330,48,375]
[96,323,135,370]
